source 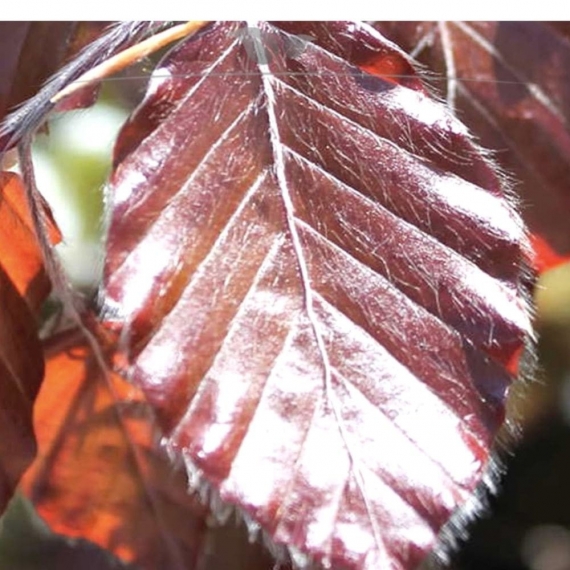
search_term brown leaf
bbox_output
[0,22,160,151]
[0,22,109,126]
[0,265,43,515]
[0,23,73,122]
[374,21,570,269]
[100,22,532,569]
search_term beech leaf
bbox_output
[0,265,42,515]
[100,22,533,569]
[0,22,161,151]
[0,22,80,125]
[0,171,60,308]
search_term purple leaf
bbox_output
[99,21,533,569]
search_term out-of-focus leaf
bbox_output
[0,171,60,309]
[19,327,209,569]
[0,22,109,125]
[0,265,43,516]
[100,22,532,569]
[0,17,185,530]
[0,171,60,516]
[0,22,73,123]
[374,21,570,272]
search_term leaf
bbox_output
[0,171,59,515]
[0,266,43,515]
[374,21,570,272]
[99,22,532,569]
[0,22,112,140]
[0,22,77,122]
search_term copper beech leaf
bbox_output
[0,171,60,310]
[0,22,80,125]
[100,22,533,570]
[374,22,570,272]
[0,171,60,515]
[0,22,108,150]
[0,265,42,516]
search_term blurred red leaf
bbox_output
[0,22,77,123]
[0,22,161,151]
[0,171,59,515]
[374,21,570,273]
[98,21,533,569]
[0,265,43,516]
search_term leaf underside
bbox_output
[99,22,532,570]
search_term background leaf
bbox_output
[374,21,570,271]
[0,171,59,515]
[0,22,112,146]
[0,22,162,152]
[0,22,83,122]
[99,22,532,569]
[0,264,43,515]
[0,21,168,515]
[0,171,59,309]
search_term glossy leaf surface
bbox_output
[99,21,533,570]
[374,21,570,271]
